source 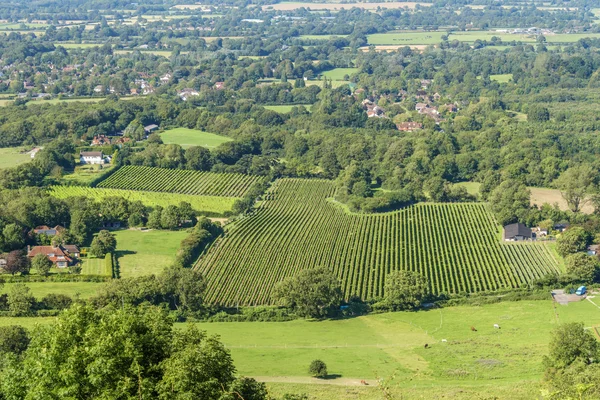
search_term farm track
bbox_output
[196,179,560,306]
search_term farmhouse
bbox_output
[27,245,80,268]
[80,151,106,165]
[91,135,111,146]
[503,223,532,241]
[587,244,600,256]
[178,88,199,101]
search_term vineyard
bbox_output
[197,179,561,306]
[97,166,261,197]
[48,186,236,215]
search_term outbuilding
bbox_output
[503,223,532,241]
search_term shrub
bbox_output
[308,359,328,378]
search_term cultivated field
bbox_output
[160,128,233,149]
[113,229,189,278]
[48,186,236,215]
[98,165,261,197]
[0,147,32,169]
[263,2,432,11]
[529,187,594,214]
[197,179,560,305]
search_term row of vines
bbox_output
[97,166,261,198]
[196,179,560,306]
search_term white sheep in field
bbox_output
[494,324,500,329]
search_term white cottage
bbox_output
[80,151,106,165]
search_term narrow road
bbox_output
[250,376,378,386]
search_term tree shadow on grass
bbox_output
[319,374,342,380]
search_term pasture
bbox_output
[160,128,233,149]
[263,2,432,11]
[197,179,560,306]
[113,229,189,278]
[48,186,237,215]
[196,299,600,399]
[321,68,359,80]
[0,147,32,169]
[60,164,116,185]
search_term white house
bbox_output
[80,151,106,165]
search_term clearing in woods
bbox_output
[159,128,233,149]
[196,179,560,306]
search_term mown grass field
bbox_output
[264,104,313,113]
[490,73,513,83]
[160,128,233,149]
[0,147,31,169]
[367,31,446,45]
[80,257,111,276]
[1,282,104,300]
[198,179,560,306]
[321,68,359,80]
[48,186,237,215]
[194,299,600,399]
[113,229,189,278]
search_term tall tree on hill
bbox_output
[555,165,597,213]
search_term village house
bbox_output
[503,223,532,241]
[415,103,429,112]
[396,122,423,132]
[33,225,65,236]
[93,85,104,94]
[178,88,199,101]
[27,245,80,268]
[587,244,600,256]
[142,87,155,95]
[80,151,106,165]
[91,135,111,146]
[443,103,458,112]
[214,81,225,90]
[160,73,172,84]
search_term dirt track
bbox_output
[251,376,379,386]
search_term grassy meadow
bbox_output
[321,68,359,80]
[264,104,313,113]
[113,229,189,278]
[160,128,233,149]
[490,73,513,83]
[193,299,600,399]
[0,147,32,169]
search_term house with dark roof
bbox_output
[503,223,532,241]
[144,124,159,133]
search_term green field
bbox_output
[490,73,513,83]
[194,299,600,399]
[54,42,103,49]
[298,34,349,40]
[367,31,446,45]
[1,282,104,300]
[80,257,111,276]
[48,186,236,215]
[113,229,189,278]
[197,179,560,306]
[263,104,313,113]
[159,128,233,149]
[321,68,359,80]
[98,165,261,198]
[60,164,116,185]
[0,147,32,169]
[114,49,172,57]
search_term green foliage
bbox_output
[527,105,550,122]
[7,284,35,317]
[381,270,430,311]
[308,359,328,378]
[31,254,52,277]
[565,253,598,283]
[0,304,266,399]
[556,227,591,258]
[489,180,531,226]
[89,230,116,258]
[0,326,29,355]
[555,165,597,213]
[273,267,343,319]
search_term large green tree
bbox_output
[488,180,531,226]
[382,270,430,311]
[555,165,597,213]
[273,267,343,318]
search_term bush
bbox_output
[308,359,328,378]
